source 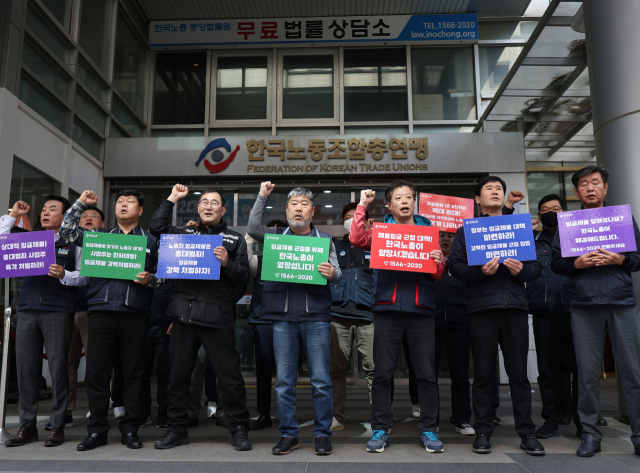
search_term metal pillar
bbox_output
[0,308,14,443]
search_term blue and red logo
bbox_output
[195,138,240,174]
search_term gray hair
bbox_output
[287,187,314,205]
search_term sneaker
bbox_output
[154,431,190,449]
[455,423,475,436]
[520,433,545,456]
[366,430,389,453]
[140,416,153,428]
[330,417,344,431]
[156,413,169,428]
[420,431,444,453]
[206,401,218,420]
[315,436,332,455]
[492,411,501,425]
[44,414,73,431]
[412,404,421,418]
[472,433,492,454]
[113,406,125,419]
[231,425,252,451]
[86,411,91,419]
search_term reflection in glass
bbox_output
[112,96,144,137]
[25,6,69,64]
[114,13,146,117]
[282,55,334,119]
[216,56,268,120]
[508,65,575,90]
[479,46,523,94]
[109,122,128,138]
[73,119,102,160]
[478,21,538,40]
[528,26,585,58]
[78,0,110,71]
[77,58,107,104]
[40,0,72,30]
[19,74,66,133]
[154,53,206,125]
[21,40,68,98]
[75,88,106,132]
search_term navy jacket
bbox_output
[551,210,640,306]
[448,220,542,314]
[435,265,468,328]
[526,229,571,315]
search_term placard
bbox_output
[80,232,148,280]
[0,231,55,278]
[261,233,330,285]
[370,222,439,273]
[157,234,222,279]
[557,205,637,257]
[419,193,475,232]
[463,213,536,265]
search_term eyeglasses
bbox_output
[199,200,221,208]
[81,214,101,219]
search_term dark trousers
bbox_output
[371,312,438,432]
[16,310,74,429]
[253,324,275,416]
[85,311,148,436]
[402,336,419,405]
[468,309,535,437]
[532,314,581,430]
[111,350,124,408]
[204,363,218,403]
[435,325,471,425]
[167,321,249,434]
[142,324,171,421]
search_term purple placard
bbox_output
[557,205,637,257]
[0,231,56,277]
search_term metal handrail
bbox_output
[0,308,14,443]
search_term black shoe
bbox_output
[315,436,332,455]
[272,437,299,455]
[557,412,572,425]
[77,433,107,451]
[154,431,190,449]
[596,415,608,427]
[251,414,273,430]
[535,423,560,439]
[520,434,545,456]
[492,411,501,426]
[5,426,39,447]
[185,417,199,428]
[156,414,169,428]
[231,425,252,451]
[472,433,491,454]
[577,433,601,457]
[121,433,143,449]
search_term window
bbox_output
[113,12,147,117]
[40,0,72,30]
[282,55,334,119]
[19,74,66,133]
[78,0,110,71]
[479,46,524,95]
[109,121,128,138]
[77,57,108,104]
[10,158,60,227]
[216,56,268,121]
[112,96,144,137]
[73,119,102,160]
[411,48,476,121]
[344,49,407,122]
[153,52,206,125]
[527,171,583,216]
[21,39,68,99]
[25,4,70,65]
[75,87,106,133]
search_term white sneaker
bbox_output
[206,401,218,420]
[86,411,91,419]
[412,404,421,418]
[330,417,344,431]
[140,416,152,428]
[455,423,476,436]
[114,406,125,418]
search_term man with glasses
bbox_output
[150,184,252,451]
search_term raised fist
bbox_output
[9,201,30,218]
[260,181,275,197]
[79,190,99,206]
[359,189,376,207]
[169,184,189,203]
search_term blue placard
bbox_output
[157,234,222,279]
[463,213,536,266]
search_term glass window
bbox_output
[153,52,206,125]
[282,55,334,119]
[77,57,107,104]
[21,40,68,98]
[120,0,148,40]
[216,56,268,120]
[78,0,110,71]
[40,0,72,30]
[479,46,523,95]
[19,74,66,133]
[527,172,563,216]
[10,158,60,227]
[75,87,106,132]
[528,26,585,58]
[110,122,128,138]
[68,188,81,203]
[508,65,575,90]
[112,96,144,137]
[151,129,204,137]
[411,48,476,121]
[478,21,538,40]
[114,12,147,117]
[25,5,70,65]
[344,49,407,122]
[73,119,102,159]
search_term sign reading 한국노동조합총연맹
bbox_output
[261,233,330,285]
[0,231,55,278]
[557,205,637,258]
[80,232,148,280]
[463,213,536,266]
[157,234,222,280]
[369,223,439,273]
[419,193,475,232]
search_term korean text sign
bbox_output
[261,234,330,285]
[557,205,637,257]
[419,193,474,232]
[80,232,147,280]
[463,214,536,265]
[157,234,222,279]
[0,231,55,278]
[370,223,439,273]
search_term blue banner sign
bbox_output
[463,213,536,266]
[157,234,222,280]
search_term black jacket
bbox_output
[551,211,640,306]
[435,265,468,328]
[149,200,249,328]
[150,280,175,327]
[448,219,541,314]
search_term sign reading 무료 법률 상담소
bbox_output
[157,233,222,279]
[261,233,330,285]
[0,231,55,278]
[80,232,148,280]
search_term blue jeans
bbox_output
[272,321,332,438]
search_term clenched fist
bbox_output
[169,184,189,203]
[359,189,376,207]
[260,181,275,197]
[9,201,30,218]
[79,190,99,206]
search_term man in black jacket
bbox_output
[448,176,544,456]
[150,184,252,451]
[551,164,640,458]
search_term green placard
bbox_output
[261,233,330,285]
[80,232,148,280]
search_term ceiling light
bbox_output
[193,191,201,195]
[323,190,331,193]
[193,63,199,67]
[266,206,273,209]
[325,205,333,208]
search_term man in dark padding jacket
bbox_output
[149,184,251,452]
[448,176,544,457]
[551,164,640,458]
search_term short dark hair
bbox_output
[475,176,507,197]
[341,202,369,220]
[83,205,105,221]
[266,219,287,228]
[385,180,416,203]
[199,190,226,207]
[42,195,71,213]
[538,194,566,212]
[571,164,609,188]
[116,189,144,207]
